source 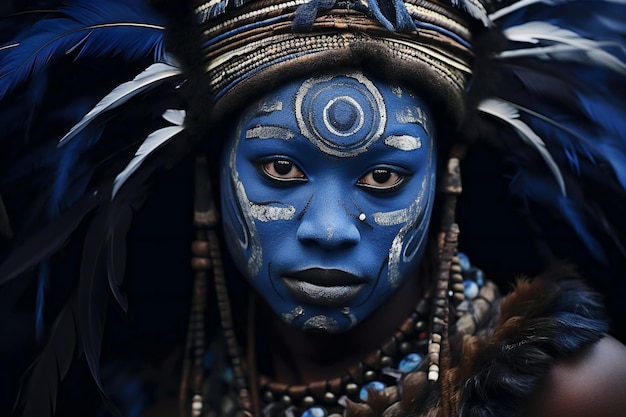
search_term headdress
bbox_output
[0,0,625,415]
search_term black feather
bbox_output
[106,203,132,312]
[15,292,79,417]
[0,190,104,284]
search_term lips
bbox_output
[281,268,367,306]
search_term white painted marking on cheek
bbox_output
[229,131,263,277]
[384,139,434,287]
[234,180,263,276]
[372,207,412,226]
[326,227,334,240]
[249,203,296,221]
[384,135,422,151]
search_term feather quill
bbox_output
[501,22,626,75]
[112,109,186,198]
[0,0,166,99]
[59,62,182,146]
[478,98,566,195]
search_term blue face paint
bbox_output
[220,72,436,333]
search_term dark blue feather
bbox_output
[36,261,50,343]
[0,0,165,99]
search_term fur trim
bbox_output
[456,264,608,417]
[351,264,608,417]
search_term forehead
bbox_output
[240,72,431,157]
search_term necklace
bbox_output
[257,296,432,417]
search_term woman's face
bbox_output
[220,72,436,333]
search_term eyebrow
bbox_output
[384,135,422,151]
[245,125,295,140]
[251,99,284,118]
[395,107,430,135]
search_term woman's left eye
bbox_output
[357,168,404,191]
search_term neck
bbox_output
[258,266,428,384]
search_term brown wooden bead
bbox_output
[270,382,289,393]
[287,385,307,399]
[399,318,415,334]
[191,257,211,270]
[381,339,397,356]
[328,377,342,394]
[363,351,381,369]
[309,380,327,397]
[191,240,210,256]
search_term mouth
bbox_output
[281,268,367,307]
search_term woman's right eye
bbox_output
[261,159,306,182]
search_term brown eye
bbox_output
[358,168,403,190]
[262,160,306,181]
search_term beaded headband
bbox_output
[194,0,488,121]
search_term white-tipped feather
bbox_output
[478,98,567,196]
[489,0,561,21]
[502,22,626,74]
[59,61,182,146]
[112,109,186,198]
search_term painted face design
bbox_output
[220,72,436,333]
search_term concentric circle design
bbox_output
[295,73,387,157]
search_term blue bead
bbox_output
[474,269,485,287]
[302,407,327,417]
[359,381,386,401]
[399,353,423,373]
[457,252,471,272]
[222,366,234,382]
[464,280,479,299]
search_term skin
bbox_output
[525,336,626,417]
[216,71,626,413]
[220,72,436,334]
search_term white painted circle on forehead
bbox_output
[323,96,365,137]
[295,72,386,157]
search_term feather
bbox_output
[452,0,492,27]
[501,22,626,75]
[0,0,166,99]
[35,262,51,343]
[489,0,563,21]
[0,193,13,239]
[77,207,120,417]
[51,127,104,215]
[112,109,186,198]
[478,98,566,195]
[0,189,104,285]
[106,203,132,312]
[58,62,182,146]
[15,292,80,417]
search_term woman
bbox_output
[0,0,625,416]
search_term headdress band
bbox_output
[195,0,479,121]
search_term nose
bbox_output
[296,194,361,249]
